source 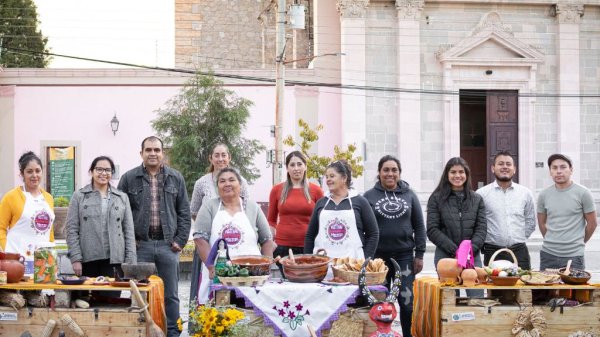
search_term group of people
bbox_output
[0,136,596,337]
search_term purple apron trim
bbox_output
[211,283,387,337]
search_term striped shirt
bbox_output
[476,180,536,247]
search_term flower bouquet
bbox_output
[187,303,247,337]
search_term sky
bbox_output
[34,0,174,68]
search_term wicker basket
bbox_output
[218,275,269,287]
[332,265,388,285]
[487,248,520,286]
[488,248,519,269]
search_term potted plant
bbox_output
[53,196,70,240]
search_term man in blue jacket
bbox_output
[118,136,191,337]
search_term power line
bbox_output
[2,46,600,99]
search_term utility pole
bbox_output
[273,0,286,185]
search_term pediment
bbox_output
[437,12,544,64]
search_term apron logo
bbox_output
[325,218,349,244]
[220,222,244,248]
[30,210,51,234]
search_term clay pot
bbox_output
[474,267,487,283]
[280,254,330,283]
[230,255,273,276]
[461,269,480,287]
[0,252,25,283]
[436,258,463,283]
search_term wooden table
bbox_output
[0,276,166,337]
[412,277,600,337]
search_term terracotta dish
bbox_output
[558,267,591,285]
[489,275,520,286]
[280,254,330,283]
[230,255,273,276]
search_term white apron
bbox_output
[197,199,261,303]
[313,197,364,260]
[5,188,54,274]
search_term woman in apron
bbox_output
[0,152,55,263]
[188,143,250,304]
[304,160,379,262]
[192,168,275,304]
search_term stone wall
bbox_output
[175,0,313,70]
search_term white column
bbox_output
[396,0,424,190]
[555,2,583,181]
[337,0,368,191]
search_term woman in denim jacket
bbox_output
[66,156,136,277]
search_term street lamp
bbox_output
[110,113,120,136]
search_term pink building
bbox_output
[0,68,341,201]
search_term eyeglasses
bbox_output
[94,167,113,175]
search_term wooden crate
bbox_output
[0,306,147,337]
[439,286,600,337]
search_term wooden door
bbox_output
[486,91,519,183]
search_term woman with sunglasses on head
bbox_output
[427,157,486,297]
[267,151,323,270]
[0,152,55,260]
[66,156,136,277]
[363,155,426,337]
[304,160,379,260]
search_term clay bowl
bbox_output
[280,254,331,283]
[558,267,591,285]
[230,255,273,276]
[121,262,156,281]
[489,275,520,286]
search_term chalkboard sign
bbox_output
[48,147,75,199]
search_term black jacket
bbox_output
[363,181,426,258]
[426,190,487,256]
[117,164,191,248]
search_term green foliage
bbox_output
[152,73,265,195]
[284,119,363,184]
[53,196,69,207]
[0,0,50,67]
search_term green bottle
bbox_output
[213,240,228,283]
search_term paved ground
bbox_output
[177,233,600,336]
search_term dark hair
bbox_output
[18,151,43,174]
[141,136,164,151]
[207,143,230,173]
[216,167,242,186]
[376,155,401,182]
[280,151,311,204]
[432,157,473,202]
[326,160,352,188]
[89,156,115,186]
[547,153,572,168]
[493,151,515,165]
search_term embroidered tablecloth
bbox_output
[212,279,386,337]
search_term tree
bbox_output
[152,73,265,195]
[0,0,50,67]
[284,119,364,185]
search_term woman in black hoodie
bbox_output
[363,155,426,337]
[426,157,486,297]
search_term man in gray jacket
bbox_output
[118,136,191,337]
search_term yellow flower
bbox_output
[177,318,183,331]
[216,326,224,334]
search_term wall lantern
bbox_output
[110,114,120,135]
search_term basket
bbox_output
[328,309,364,337]
[332,265,388,285]
[489,275,520,286]
[488,248,519,270]
[218,275,269,287]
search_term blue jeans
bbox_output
[375,251,415,337]
[434,248,484,298]
[137,240,181,337]
[540,250,585,270]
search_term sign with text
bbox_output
[48,146,75,199]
